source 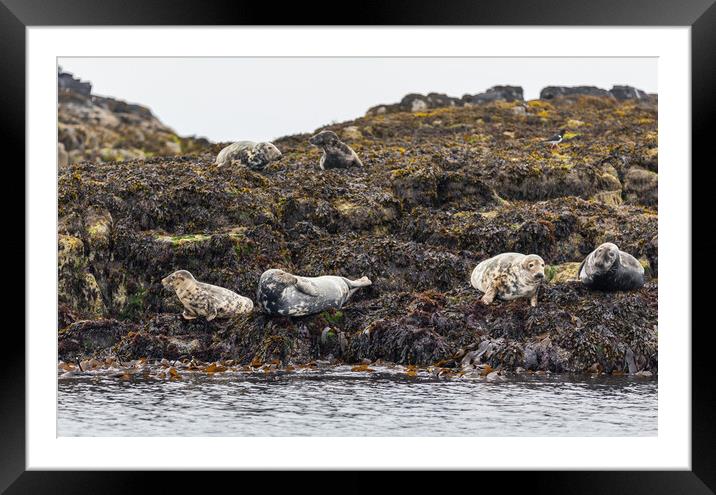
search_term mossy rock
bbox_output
[546,262,582,284]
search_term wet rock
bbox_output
[523,346,538,370]
[346,319,453,366]
[59,319,132,360]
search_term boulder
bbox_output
[540,86,612,99]
[624,167,658,206]
[610,85,649,100]
[463,85,524,103]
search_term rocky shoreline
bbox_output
[58,84,658,375]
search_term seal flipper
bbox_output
[295,278,320,297]
[577,257,588,281]
[619,252,645,273]
[482,285,496,305]
[205,299,219,321]
[346,276,372,289]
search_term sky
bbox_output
[59,57,657,143]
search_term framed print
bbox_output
[6,0,714,492]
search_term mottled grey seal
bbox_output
[578,242,645,291]
[214,141,282,170]
[162,270,253,320]
[256,268,372,316]
[308,130,363,170]
[470,253,545,306]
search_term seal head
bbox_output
[308,130,363,170]
[520,254,546,285]
[579,242,645,291]
[590,242,619,272]
[162,269,195,289]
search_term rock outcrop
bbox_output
[540,86,613,100]
[58,69,210,166]
[58,89,658,375]
[367,85,524,116]
[367,84,651,117]
[540,85,651,101]
[463,85,524,104]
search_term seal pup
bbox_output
[578,242,645,291]
[162,270,254,320]
[470,253,546,307]
[257,268,372,316]
[308,130,363,170]
[214,141,282,170]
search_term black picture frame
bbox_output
[4,0,713,492]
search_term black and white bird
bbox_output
[543,129,566,148]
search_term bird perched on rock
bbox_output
[543,129,566,148]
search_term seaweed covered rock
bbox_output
[58,282,657,374]
[58,88,658,374]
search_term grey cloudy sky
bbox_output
[59,57,657,143]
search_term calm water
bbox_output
[58,368,657,436]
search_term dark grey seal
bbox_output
[214,141,282,170]
[578,242,645,291]
[308,130,363,170]
[257,268,372,316]
[162,270,253,320]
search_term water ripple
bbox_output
[58,373,657,436]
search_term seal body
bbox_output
[308,130,363,170]
[162,270,253,320]
[470,253,545,307]
[578,242,645,291]
[214,141,282,170]
[257,268,372,316]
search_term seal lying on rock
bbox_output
[308,130,363,170]
[257,268,372,316]
[579,242,645,291]
[162,270,253,320]
[470,253,545,307]
[214,141,282,170]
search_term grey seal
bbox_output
[578,242,645,291]
[308,130,363,170]
[256,268,372,316]
[214,141,282,170]
[470,253,545,307]
[162,270,253,320]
